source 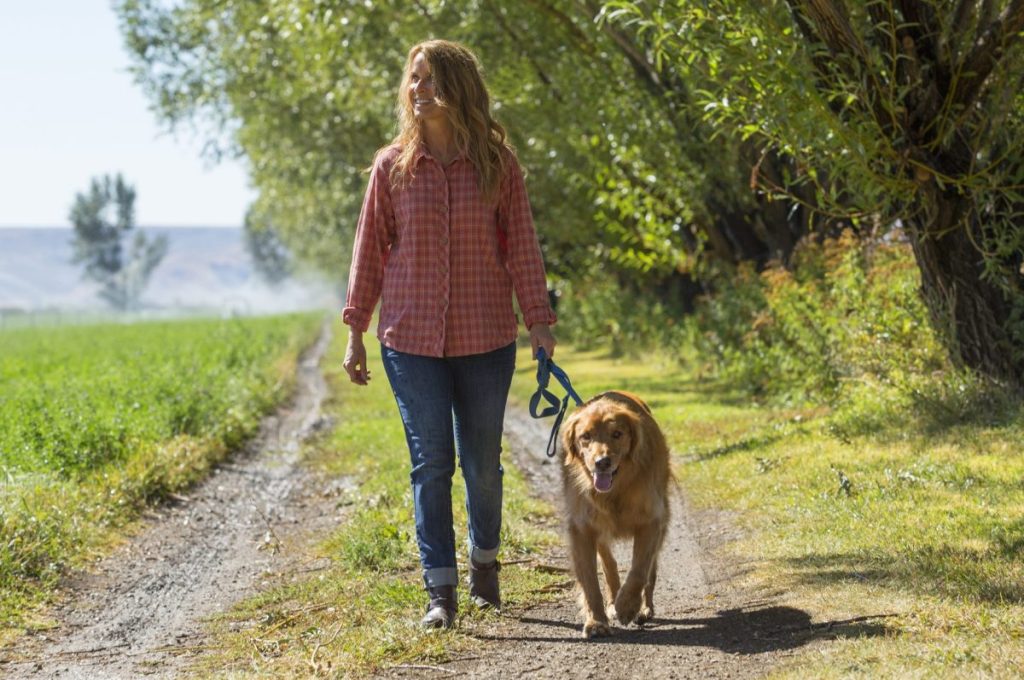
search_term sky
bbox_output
[0,2,256,228]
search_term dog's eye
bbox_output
[612,430,623,439]
[579,432,591,442]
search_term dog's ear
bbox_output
[560,410,582,465]
[624,409,649,467]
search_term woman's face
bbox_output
[409,51,444,122]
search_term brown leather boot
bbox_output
[421,585,457,629]
[468,559,501,610]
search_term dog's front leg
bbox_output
[597,540,620,603]
[614,522,664,625]
[569,523,611,638]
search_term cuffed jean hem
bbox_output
[470,543,500,565]
[423,567,459,589]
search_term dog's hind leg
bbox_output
[597,540,620,602]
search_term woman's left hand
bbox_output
[529,323,557,359]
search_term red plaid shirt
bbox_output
[343,144,556,357]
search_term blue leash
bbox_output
[529,348,584,457]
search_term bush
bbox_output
[690,231,948,404]
[557,231,952,410]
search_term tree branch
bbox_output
[481,0,563,103]
[785,0,896,135]
[523,0,595,55]
[895,0,941,63]
[575,0,667,96]
[953,0,1024,108]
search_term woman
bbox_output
[342,39,557,629]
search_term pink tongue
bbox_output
[593,471,613,492]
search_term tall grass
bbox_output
[0,314,321,633]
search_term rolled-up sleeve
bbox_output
[343,154,396,332]
[499,156,557,329]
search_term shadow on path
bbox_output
[475,604,894,655]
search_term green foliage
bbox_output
[690,233,946,404]
[115,0,773,281]
[69,173,168,310]
[116,0,1024,383]
[0,316,309,476]
[602,0,1024,383]
[0,314,320,626]
[554,270,692,358]
[556,234,948,411]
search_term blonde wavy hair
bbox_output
[388,40,511,201]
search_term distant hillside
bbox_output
[0,227,338,313]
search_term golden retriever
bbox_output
[559,390,671,638]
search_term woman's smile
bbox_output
[409,52,442,120]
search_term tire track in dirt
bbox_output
[2,321,349,679]
[380,406,826,679]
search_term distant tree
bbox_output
[69,174,168,311]
[243,206,292,287]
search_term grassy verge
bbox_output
[200,325,564,676]
[508,347,1024,678]
[0,314,321,639]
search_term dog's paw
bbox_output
[582,618,613,639]
[613,591,642,625]
[635,604,654,625]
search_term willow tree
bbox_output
[116,0,821,310]
[606,0,1024,385]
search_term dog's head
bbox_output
[560,391,652,494]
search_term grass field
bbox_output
[507,348,1024,678]
[10,313,1019,676]
[0,313,322,634]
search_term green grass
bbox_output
[199,327,565,677]
[510,347,1024,678]
[0,314,322,636]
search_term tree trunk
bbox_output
[906,188,1023,386]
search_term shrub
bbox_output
[557,232,951,409]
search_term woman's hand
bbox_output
[529,323,557,360]
[343,331,371,385]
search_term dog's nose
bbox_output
[595,457,612,471]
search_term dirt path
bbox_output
[3,329,849,679]
[380,408,829,679]
[2,322,346,679]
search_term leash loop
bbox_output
[529,348,584,457]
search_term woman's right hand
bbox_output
[343,331,371,385]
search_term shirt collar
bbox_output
[415,141,468,165]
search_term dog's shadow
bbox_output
[475,603,893,654]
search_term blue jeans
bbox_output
[381,342,516,589]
